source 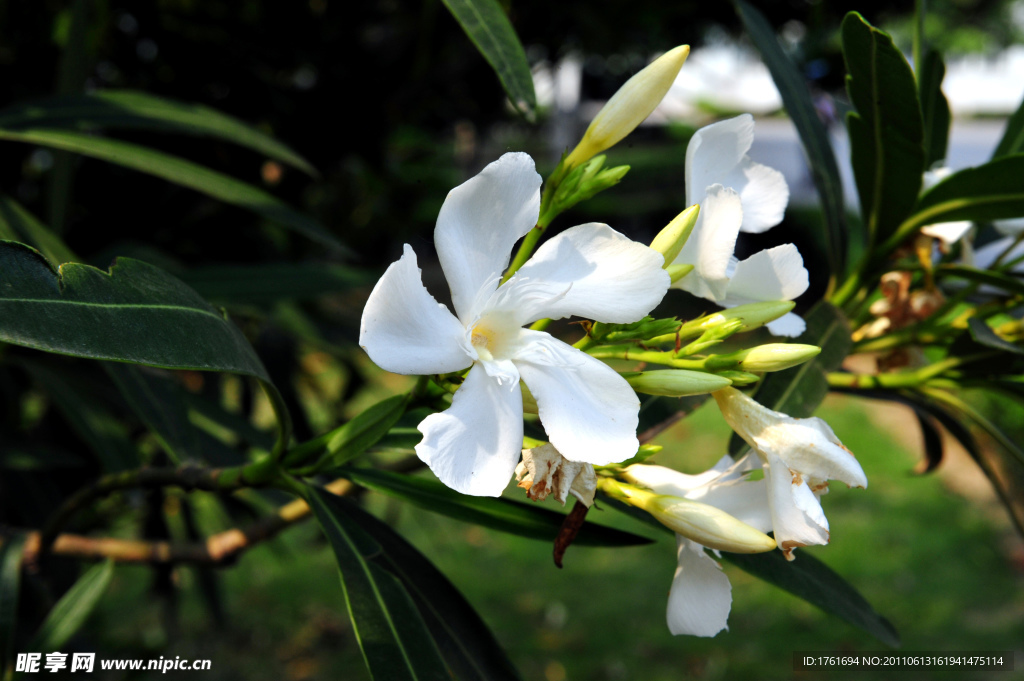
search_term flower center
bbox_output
[469,315,519,362]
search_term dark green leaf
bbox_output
[731,302,851,454]
[178,262,372,303]
[736,0,848,277]
[0,195,77,266]
[938,264,1024,298]
[0,129,339,248]
[967,317,1024,355]
[842,12,924,242]
[103,363,203,462]
[919,50,950,167]
[902,155,1024,233]
[0,534,26,677]
[305,486,450,681]
[27,560,114,651]
[324,396,410,467]
[340,467,654,547]
[993,94,1024,159]
[439,0,536,117]
[913,410,944,473]
[0,90,316,175]
[324,495,521,681]
[22,362,138,472]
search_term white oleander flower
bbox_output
[359,153,670,496]
[712,387,867,559]
[670,114,809,337]
[623,458,773,637]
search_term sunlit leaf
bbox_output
[842,12,924,243]
[305,486,450,681]
[0,128,339,248]
[967,317,1024,356]
[0,90,317,175]
[439,0,536,117]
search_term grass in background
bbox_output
[91,395,1023,680]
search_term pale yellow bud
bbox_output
[564,45,690,168]
[625,369,731,397]
[601,479,775,553]
[691,301,796,333]
[666,263,694,284]
[738,344,821,372]
[650,205,699,266]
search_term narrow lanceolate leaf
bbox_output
[179,262,372,303]
[967,318,1024,356]
[103,363,203,462]
[0,241,290,453]
[731,302,851,455]
[0,534,27,677]
[919,50,951,168]
[341,467,654,547]
[993,94,1024,159]
[736,0,848,277]
[0,90,317,175]
[0,129,339,248]
[439,0,536,117]
[285,395,410,468]
[937,264,1024,298]
[27,560,114,652]
[305,486,450,681]
[895,155,1024,242]
[842,12,925,243]
[323,494,522,681]
[0,195,77,266]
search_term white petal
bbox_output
[765,312,807,337]
[692,477,773,534]
[435,153,542,323]
[493,223,670,325]
[513,330,639,465]
[723,244,809,304]
[757,416,868,489]
[416,364,524,496]
[763,452,830,556]
[667,538,732,637]
[721,157,789,233]
[673,184,742,302]
[623,463,729,495]
[994,217,1024,237]
[685,114,754,207]
[921,221,972,244]
[359,245,473,375]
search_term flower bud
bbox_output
[601,479,775,553]
[624,369,731,396]
[738,344,821,372]
[666,263,694,284]
[686,301,796,334]
[650,205,699,266]
[564,45,689,168]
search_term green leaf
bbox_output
[919,50,951,168]
[0,128,339,248]
[900,155,1024,234]
[842,12,925,243]
[439,0,536,117]
[730,303,851,454]
[967,317,1024,356]
[340,467,654,547]
[22,362,138,472]
[0,534,26,677]
[0,90,316,175]
[27,559,114,651]
[304,486,450,681]
[0,195,77,266]
[287,395,410,468]
[722,550,900,647]
[178,262,372,303]
[993,94,1024,159]
[102,363,203,462]
[938,263,1024,298]
[321,494,522,681]
[736,0,848,277]
[0,241,290,454]
[600,496,899,647]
